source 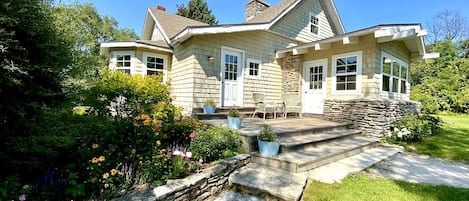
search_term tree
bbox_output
[51,3,139,89]
[176,0,218,24]
[426,10,469,50]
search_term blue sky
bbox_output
[82,0,469,36]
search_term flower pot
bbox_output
[258,140,280,156]
[227,116,242,129]
[203,105,216,114]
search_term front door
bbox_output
[302,60,327,114]
[221,48,243,106]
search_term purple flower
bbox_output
[19,194,26,201]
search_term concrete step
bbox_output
[194,112,252,120]
[308,146,403,183]
[251,136,379,172]
[193,107,256,114]
[229,164,307,201]
[280,129,362,152]
[272,123,352,138]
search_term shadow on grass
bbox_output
[392,179,469,201]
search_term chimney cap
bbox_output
[156,5,166,11]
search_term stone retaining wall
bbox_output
[323,98,421,138]
[115,154,250,201]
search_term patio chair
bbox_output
[251,92,277,120]
[283,93,302,118]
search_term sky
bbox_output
[81,0,469,37]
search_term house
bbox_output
[100,0,436,137]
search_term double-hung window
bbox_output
[332,51,362,94]
[310,13,320,35]
[111,51,135,74]
[143,53,167,83]
[246,58,261,79]
[381,52,408,95]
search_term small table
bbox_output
[274,102,285,119]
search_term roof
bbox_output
[245,0,297,24]
[100,40,173,53]
[276,24,437,61]
[148,8,208,40]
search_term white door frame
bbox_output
[220,46,245,107]
[302,59,327,114]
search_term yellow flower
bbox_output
[156,140,161,146]
[102,173,109,180]
[131,149,137,155]
[110,169,119,176]
[92,143,99,149]
[91,157,99,163]
[98,156,105,162]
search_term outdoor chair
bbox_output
[251,92,277,120]
[283,93,302,118]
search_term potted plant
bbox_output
[257,124,280,156]
[203,98,216,114]
[227,107,241,129]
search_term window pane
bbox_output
[347,75,356,81]
[147,57,155,62]
[382,57,391,74]
[392,78,399,92]
[336,83,345,90]
[401,80,407,94]
[382,75,390,91]
[347,65,357,73]
[147,63,155,69]
[401,67,407,79]
[337,67,346,74]
[347,83,356,90]
[156,58,164,63]
[155,64,163,70]
[336,58,346,66]
[392,62,400,76]
[124,55,131,60]
[347,56,357,65]
[124,62,131,67]
[337,76,346,82]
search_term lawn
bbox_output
[302,174,469,201]
[403,114,469,162]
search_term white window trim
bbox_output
[331,51,362,95]
[246,58,262,79]
[110,51,135,74]
[142,52,168,83]
[309,12,320,35]
[380,52,409,99]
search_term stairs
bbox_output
[193,107,256,120]
[196,114,393,201]
[251,123,378,172]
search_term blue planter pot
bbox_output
[203,105,216,114]
[258,140,280,157]
[227,116,242,129]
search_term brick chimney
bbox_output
[156,5,166,12]
[245,0,270,20]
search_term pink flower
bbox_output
[19,194,26,201]
[189,132,196,138]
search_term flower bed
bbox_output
[114,154,250,201]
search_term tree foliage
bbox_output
[176,0,218,24]
[0,0,71,136]
[51,3,139,92]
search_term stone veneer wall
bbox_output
[323,98,421,138]
[281,53,303,94]
[116,154,250,201]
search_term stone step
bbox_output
[280,129,362,152]
[251,136,378,172]
[229,164,308,201]
[307,146,403,183]
[271,123,352,138]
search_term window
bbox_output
[381,52,409,95]
[310,13,319,35]
[332,51,362,94]
[143,53,167,83]
[246,58,261,79]
[111,51,135,74]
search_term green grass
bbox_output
[301,174,469,201]
[403,114,469,162]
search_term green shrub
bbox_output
[385,114,444,143]
[162,116,207,146]
[189,127,242,162]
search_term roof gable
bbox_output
[245,0,297,24]
[143,8,208,44]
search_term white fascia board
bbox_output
[293,48,308,55]
[172,23,270,44]
[148,9,171,44]
[100,42,173,53]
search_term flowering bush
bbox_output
[384,114,444,144]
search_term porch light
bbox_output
[208,56,215,64]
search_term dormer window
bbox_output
[310,13,319,35]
